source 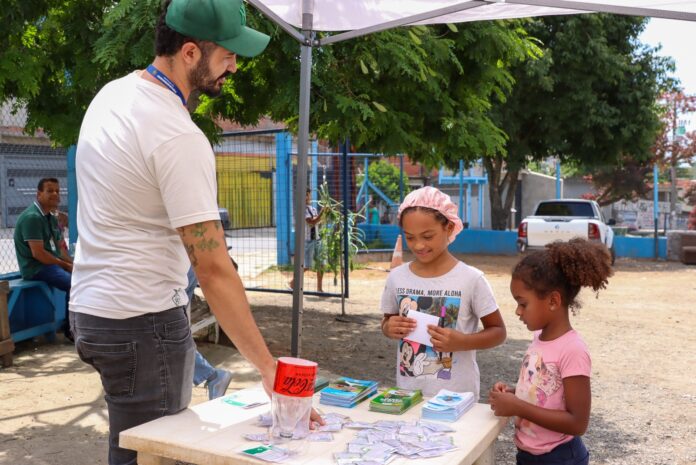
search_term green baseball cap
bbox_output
[165,0,270,57]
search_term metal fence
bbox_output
[215,131,357,297]
[0,101,69,274]
[0,97,486,286]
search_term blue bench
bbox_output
[1,272,66,343]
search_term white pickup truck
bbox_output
[517,199,615,264]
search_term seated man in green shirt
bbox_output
[13,177,73,340]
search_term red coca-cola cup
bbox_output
[273,357,318,397]
[271,357,318,452]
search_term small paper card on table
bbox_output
[403,309,439,347]
[241,445,290,462]
[223,389,269,409]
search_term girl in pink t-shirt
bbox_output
[489,238,613,465]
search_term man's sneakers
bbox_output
[206,368,233,400]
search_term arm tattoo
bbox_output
[184,243,198,267]
[196,238,220,252]
[214,220,221,230]
[192,223,207,238]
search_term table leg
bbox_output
[473,441,495,465]
[137,452,177,465]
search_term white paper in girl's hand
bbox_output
[403,309,439,347]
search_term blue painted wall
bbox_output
[614,236,667,259]
[358,224,667,259]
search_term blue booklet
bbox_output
[319,377,378,408]
[421,389,474,422]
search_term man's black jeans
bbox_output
[71,307,195,465]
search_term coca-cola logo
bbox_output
[278,376,312,395]
[273,359,317,397]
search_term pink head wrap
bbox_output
[397,186,464,244]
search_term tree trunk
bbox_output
[484,156,520,230]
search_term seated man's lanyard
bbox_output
[146,64,186,106]
[34,201,59,252]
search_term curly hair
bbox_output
[512,238,613,311]
[399,207,450,228]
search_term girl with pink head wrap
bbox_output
[397,186,464,244]
[378,185,506,398]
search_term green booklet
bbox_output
[369,387,423,414]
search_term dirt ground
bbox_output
[1,254,695,465]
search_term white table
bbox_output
[120,387,508,465]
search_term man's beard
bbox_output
[188,53,231,98]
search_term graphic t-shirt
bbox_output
[305,205,318,241]
[514,330,591,455]
[380,261,498,398]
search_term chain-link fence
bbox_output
[215,131,355,297]
[0,101,69,275]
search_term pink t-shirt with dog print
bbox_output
[514,330,591,455]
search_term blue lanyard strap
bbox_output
[146,64,186,106]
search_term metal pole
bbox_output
[311,139,318,200]
[669,99,678,231]
[467,166,472,227]
[504,0,696,21]
[478,184,484,229]
[364,158,369,210]
[290,6,314,357]
[66,145,78,247]
[399,156,404,203]
[458,160,464,220]
[342,138,349,300]
[556,159,561,199]
[653,164,659,260]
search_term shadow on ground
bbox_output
[0,422,108,465]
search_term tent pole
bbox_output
[291,6,314,358]
[246,0,305,43]
[505,0,696,22]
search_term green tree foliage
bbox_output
[204,18,537,162]
[1,0,110,145]
[1,1,536,160]
[486,15,673,229]
[355,159,410,204]
[1,0,173,146]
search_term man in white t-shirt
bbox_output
[71,1,281,463]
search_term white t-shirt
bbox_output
[71,72,220,319]
[380,261,498,398]
[305,205,318,241]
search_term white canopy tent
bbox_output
[245,0,696,356]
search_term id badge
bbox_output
[50,238,57,252]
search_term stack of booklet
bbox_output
[319,377,378,408]
[421,389,475,422]
[369,387,423,415]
